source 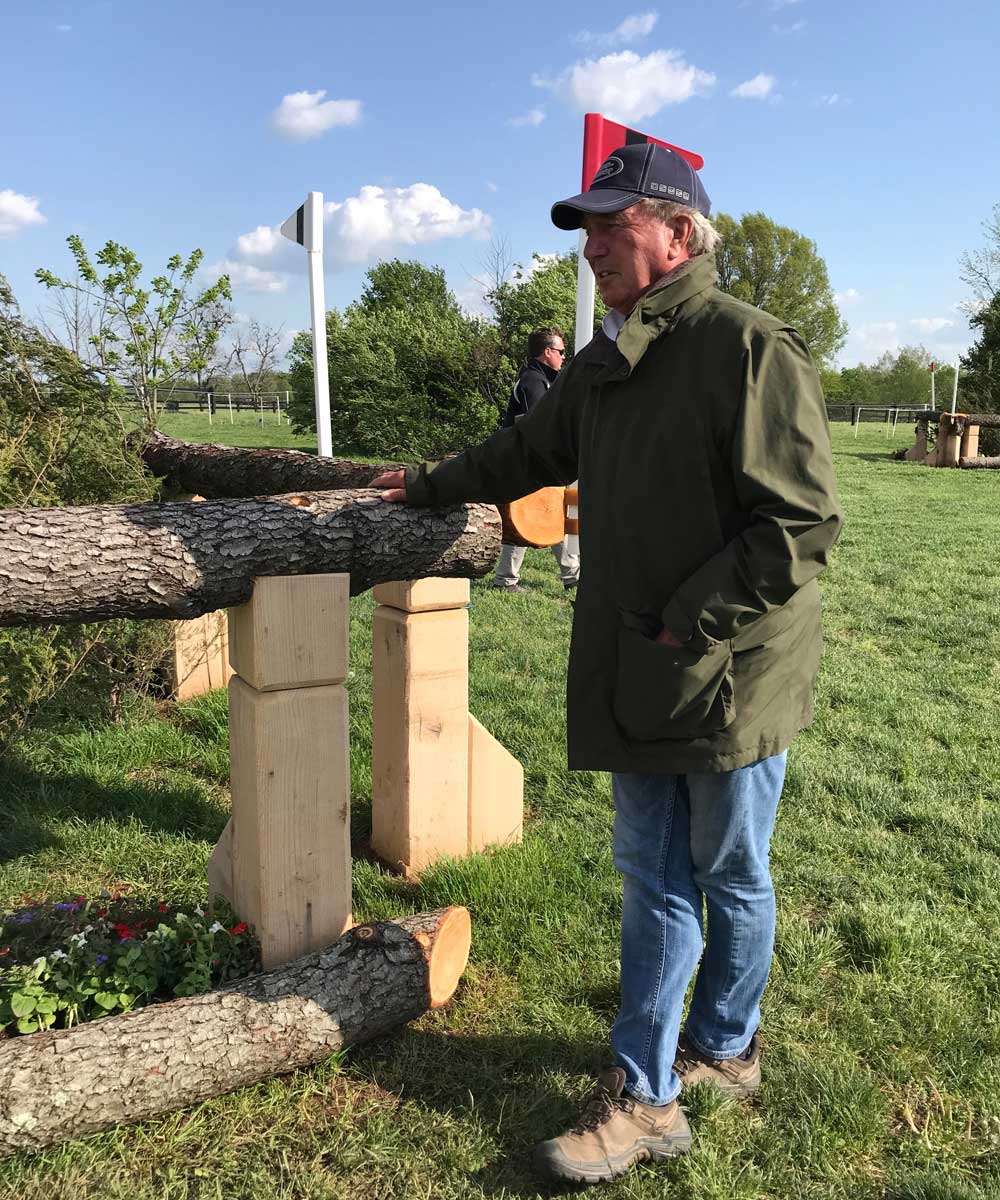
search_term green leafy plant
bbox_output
[0,890,258,1036]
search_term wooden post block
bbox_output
[373,578,470,613]
[902,424,929,462]
[228,675,352,969]
[937,415,962,468]
[172,609,233,700]
[961,423,980,460]
[207,818,233,906]
[467,715,524,853]
[228,574,349,691]
[371,605,470,873]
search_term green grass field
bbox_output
[2,424,1000,1199]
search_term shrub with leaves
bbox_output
[0,890,258,1035]
[0,273,170,746]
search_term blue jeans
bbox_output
[610,753,786,1105]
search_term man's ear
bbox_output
[669,214,695,254]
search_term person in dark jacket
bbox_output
[495,328,580,591]
[372,143,842,1185]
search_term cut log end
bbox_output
[500,486,566,548]
[426,905,472,1007]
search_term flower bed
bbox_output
[0,888,259,1035]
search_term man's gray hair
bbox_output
[634,199,721,256]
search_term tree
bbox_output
[959,205,1000,415]
[287,260,497,458]
[36,237,232,425]
[0,274,166,744]
[231,319,285,407]
[482,247,605,419]
[960,294,1000,414]
[714,212,847,365]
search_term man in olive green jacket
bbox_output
[374,141,842,1186]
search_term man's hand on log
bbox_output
[370,469,407,503]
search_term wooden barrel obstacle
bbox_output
[896,411,999,468]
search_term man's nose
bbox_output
[583,232,604,263]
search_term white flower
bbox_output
[49,949,67,961]
[208,921,225,934]
[69,932,87,947]
[194,906,205,918]
[82,925,94,934]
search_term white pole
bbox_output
[285,390,289,426]
[951,360,960,415]
[573,229,596,355]
[931,367,936,411]
[307,193,333,457]
[854,407,862,437]
[228,392,233,424]
[207,391,213,425]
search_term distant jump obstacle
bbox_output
[896,411,1000,469]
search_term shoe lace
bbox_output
[571,1083,634,1134]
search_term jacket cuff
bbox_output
[403,463,435,506]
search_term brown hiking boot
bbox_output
[532,1067,692,1185]
[673,1032,762,1097]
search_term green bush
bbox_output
[0,275,170,745]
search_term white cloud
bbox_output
[232,183,491,275]
[270,90,362,141]
[485,180,499,193]
[770,0,801,8]
[0,189,47,237]
[533,49,715,123]
[573,12,659,47]
[507,108,546,127]
[205,260,288,294]
[56,23,72,32]
[910,317,955,335]
[815,93,851,107]
[730,73,776,100]
[835,288,862,305]
[773,19,806,32]
[236,224,285,258]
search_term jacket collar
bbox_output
[523,357,559,385]
[614,254,718,372]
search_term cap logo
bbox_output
[593,156,624,183]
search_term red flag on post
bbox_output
[581,113,704,190]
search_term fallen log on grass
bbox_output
[0,490,501,627]
[960,456,1000,469]
[139,431,566,548]
[0,906,471,1158]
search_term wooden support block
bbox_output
[902,425,928,462]
[228,574,349,691]
[961,423,980,460]
[172,609,233,700]
[373,578,470,613]
[228,675,352,969]
[370,605,470,873]
[467,715,524,853]
[207,818,233,906]
[937,415,962,468]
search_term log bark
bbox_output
[0,491,501,627]
[139,432,560,549]
[917,412,1000,429]
[139,430,403,496]
[960,456,1000,469]
[0,906,471,1158]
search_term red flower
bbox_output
[157,903,169,913]
[96,908,107,918]
[0,947,9,956]
[229,922,248,936]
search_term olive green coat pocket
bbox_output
[613,628,735,742]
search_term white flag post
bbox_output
[951,360,960,415]
[281,192,333,458]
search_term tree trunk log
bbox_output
[960,456,1000,468]
[0,491,501,627]
[139,430,403,496]
[918,412,1000,429]
[0,907,471,1158]
[139,432,561,549]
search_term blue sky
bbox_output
[2,0,998,368]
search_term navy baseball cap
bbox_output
[551,142,711,230]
